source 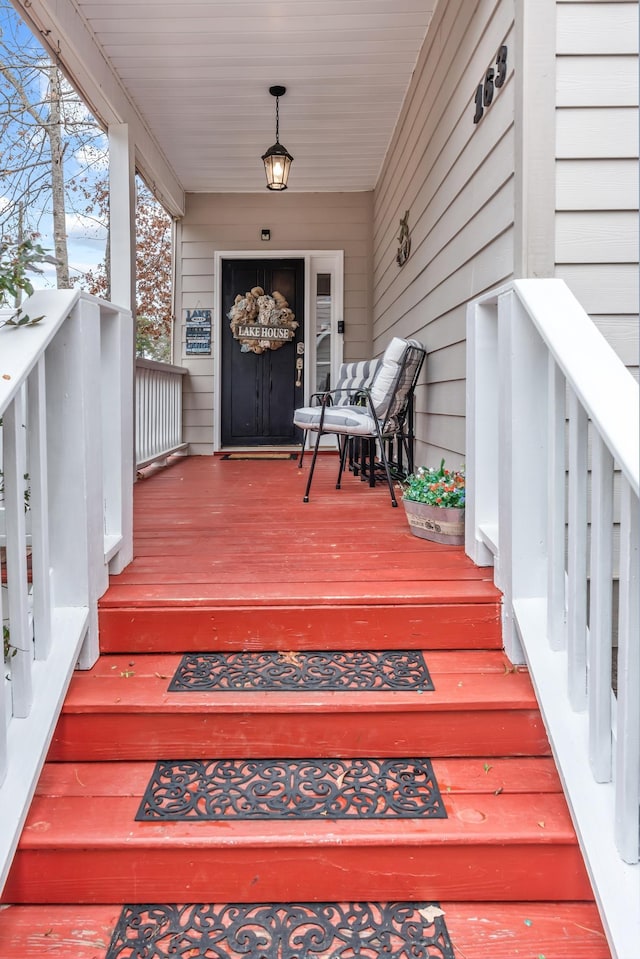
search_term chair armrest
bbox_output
[316,386,371,407]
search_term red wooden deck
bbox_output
[0,454,610,958]
[99,454,501,651]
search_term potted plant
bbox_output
[401,459,465,545]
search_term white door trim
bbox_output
[213,249,344,451]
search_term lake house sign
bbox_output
[228,286,298,354]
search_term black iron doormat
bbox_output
[136,758,447,821]
[169,650,435,692]
[105,901,455,959]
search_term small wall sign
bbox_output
[473,45,507,124]
[396,210,411,267]
[185,308,212,355]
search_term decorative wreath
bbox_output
[228,286,298,354]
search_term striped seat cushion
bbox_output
[294,404,378,435]
[331,358,381,405]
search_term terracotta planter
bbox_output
[402,499,465,545]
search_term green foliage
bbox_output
[0,470,31,511]
[402,459,465,508]
[0,237,57,329]
[3,623,16,662]
[136,317,171,362]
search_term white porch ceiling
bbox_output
[72,0,436,194]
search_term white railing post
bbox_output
[3,387,32,718]
[508,293,550,607]
[499,290,550,665]
[45,299,97,665]
[102,303,134,574]
[27,358,52,660]
[589,434,614,783]
[615,481,640,864]
[80,298,111,666]
[567,391,589,711]
[497,291,525,664]
[547,358,566,651]
[465,299,499,568]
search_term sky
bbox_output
[0,0,108,289]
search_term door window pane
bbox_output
[315,273,332,392]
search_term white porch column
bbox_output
[514,0,556,278]
[108,122,135,572]
[109,122,136,313]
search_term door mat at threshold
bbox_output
[221,452,297,459]
[169,650,435,692]
[136,757,447,821]
[106,901,455,959]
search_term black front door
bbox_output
[221,258,304,446]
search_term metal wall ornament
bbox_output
[396,210,411,267]
[228,285,298,353]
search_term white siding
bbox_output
[556,159,638,210]
[373,0,517,467]
[373,0,638,466]
[556,0,639,377]
[175,192,373,454]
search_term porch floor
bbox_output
[110,452,497,599]
[98,452,501,652]
[0,454,611,958]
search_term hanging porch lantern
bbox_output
[262,85,293,191]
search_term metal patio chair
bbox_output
[294,337,426,506]
[296,357,382,468]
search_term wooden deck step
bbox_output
[48,651,550,761]
[98,585,502,653]
[0,901,610,959]
[4,759,591,904]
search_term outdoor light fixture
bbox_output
[262,85,293,191]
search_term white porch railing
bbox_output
[0,289,133,893]
[466,279,639,959]
[135,358,187,469]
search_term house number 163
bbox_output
[473,45,507,124]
